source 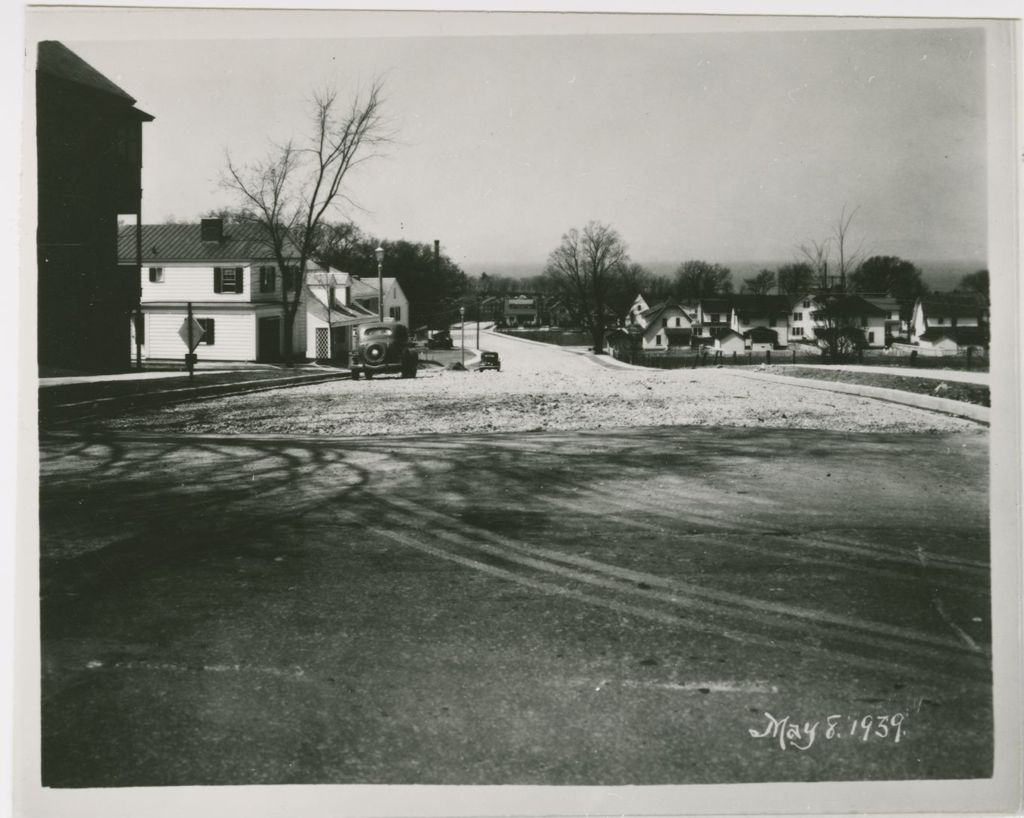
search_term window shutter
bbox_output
[235,267,244,294]
[214,267,223,293]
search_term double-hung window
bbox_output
[214,267,244,294]
[148,267,164,283]
[197,318,215,345]
[259,266,276,293]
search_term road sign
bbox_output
[178,316,205,352]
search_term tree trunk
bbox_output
[282,309,295,362]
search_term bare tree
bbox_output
[742,268,776,295]
[798,238,831,289]
[777,262,817,296]
[544,221,628,354]
[222,81,389,360]
[674,260,733,299]
[832,204,865,291]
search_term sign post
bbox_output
[178,302,205,380]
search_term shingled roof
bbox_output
[117,222,298,263]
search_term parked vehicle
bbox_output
[425,329,454,350]
[477,351,501,372]
[350,321,419,379]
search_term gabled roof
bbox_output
[639,300,668,320]
[699,298,732,314]
[731,294,791,319]
[743,327,779,342]
[118,223,298,263]
[920,294,986,317]
[306,268,351,288]
[818,294,889,318]
[305,284,375,324]
[37,41,154,120]
[350,276,400,298]
[641,301,691,323]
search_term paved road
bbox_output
[38,424,991,787]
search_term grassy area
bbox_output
[777,367,990,407]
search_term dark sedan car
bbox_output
[477,351,501,371]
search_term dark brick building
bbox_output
[36,41,153,373]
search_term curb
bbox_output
[721,369,989,425]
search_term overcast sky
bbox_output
[63,15,989,276]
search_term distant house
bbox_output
[697,329,745,355]
[743,326,779,352]
[790,292,888,349]
[503,294,539,326]
[910,294,987,347]
[119,218,310,362]
[37,41,154,373]
[729,294,791,348]
[626,293,651,326]
[350,276,409,325]
[788,293,825,344]
[860,293,912,342]
[917,327,988,354]
[635,302,693,350]
[693,297,733,342]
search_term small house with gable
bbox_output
[636,302,693,350]
[730,294,792,348]
[910,294,988,348]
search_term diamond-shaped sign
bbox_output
[178,316,206,352]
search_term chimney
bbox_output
[201,218,224,243]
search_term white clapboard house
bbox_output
[119,219,385,363]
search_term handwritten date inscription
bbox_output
[749,712,906,750]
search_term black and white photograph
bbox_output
[11,3,1023,817]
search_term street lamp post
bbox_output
[374,245,384,321]
[476,277,483,350]
[460,305,465,367]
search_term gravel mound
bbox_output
[103,331,985,437]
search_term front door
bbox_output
[330,325,348,364]
[257,316,281,362]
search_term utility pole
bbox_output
[375,246,384,321]
[476,279,483,350]
[186,301,195,381]
[460,305,465,367]
[134,211,144,369]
